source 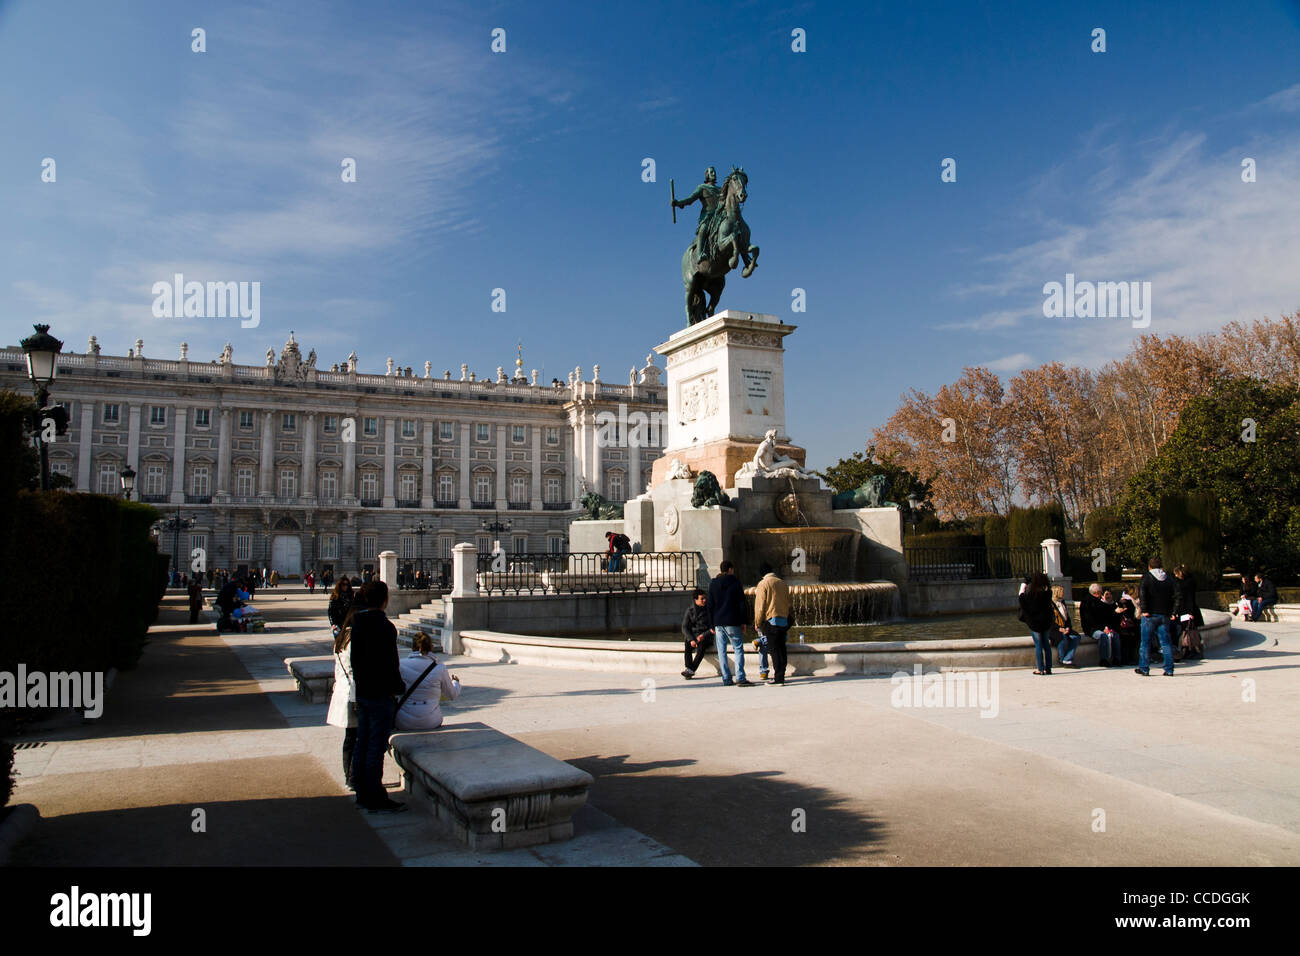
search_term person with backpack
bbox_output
[347,580,407,813]
[1137,556,1177,676]
[394,634,461,731]
[605,531,632,572]
[1019,573,1055,675]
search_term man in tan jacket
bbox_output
[753,562,792,684]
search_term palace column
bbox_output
[342,410,357,502]
[302,413,317,501]
[568,411,582,507]
[530,425,542,510]
[77,403,94,491]
[126,403,141,474]
[170,404,188,504]
[259,411,274,497]
[421,421,434,509]
[628,429,641,500]
[458,420,470,509]
[495,423,507,510]
[383,417,396,508]
[588,412,602,496]
[216,407,232,497]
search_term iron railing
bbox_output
[906,546,1041,582]
[397,558,451,589]
[474,551,700,595]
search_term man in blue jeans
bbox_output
[1137,556,1176,676]
[347,580,409,812]
[707,561,752,686]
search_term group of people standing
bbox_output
[680,561,793,685]
[1019,557,1205,676]
[325,576,461,813]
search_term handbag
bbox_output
[396,659,438,710]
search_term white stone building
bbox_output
[0,333,666,579]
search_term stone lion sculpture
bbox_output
[577,490,624,520]
[831,473,899,510]
[691,470,731,508]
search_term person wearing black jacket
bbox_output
[1080,583,1120,666]
[680,588,714,679]
[1171,565,1204,659]
[327,577,354,636]
[1253,573,1278,621]
[347,580,407,813]
[1137,556,1177,676]
[1019,572,1055,675]
[707,561,751,685]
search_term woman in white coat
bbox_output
[325,603,359,789]
[394,633,461,732]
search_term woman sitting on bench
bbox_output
[394,633,462,732]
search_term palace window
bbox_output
[476,423,490,442]
[399,472,418,500]
[144,464,166,496]
[190,534,207,562]
[548,535,566,555]
[400,535,416,560]
[323,415,338,434]
[363,417,378,437]
[473,475,492,503]
[279,468,297,499]
[282,413,296,433]
[511,425,525,443]
[475,535,493,555]
[194,409,210,428]
[511,534,527,555]
[437,474,455,502]
[545,426,559,445]
[607,472,624,502]
[320,471,338,499]
[239,411,254,430]
[102,404,120,424]
[360,471,379,500]
[510,475,527,503]
[191,466,210,497]
[97,463,119,495]
[439,535,454,559]
[320,534,339,560]
[236,467,254,497]
[361,535,377,560]
[402,420,416,439]
[439,421,454,441]
[545,476,562,504]
[149,406,167,426]
[235,534,253,561]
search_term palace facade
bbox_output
[1,332,667,579]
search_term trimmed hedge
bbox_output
[0,492,162,676]
[1008,505,1067,550]
[908,531,985,550]
[1160,492,1222,586]
[983,514,1010,550]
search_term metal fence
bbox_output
[905,546,1042,582]
[397,558,451,589]
[474,551,700,595]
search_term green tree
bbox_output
[1105,377,1300,577]
[820,445,933,512]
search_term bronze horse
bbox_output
[681,167,760,325]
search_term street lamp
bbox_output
[907,495,921,535]
[120,465,137,500]
[20,323,65,491]
[157,508,197,586]
[408,519,430,588]
[480,513,512,556]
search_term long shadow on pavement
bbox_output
[563,752,886,866]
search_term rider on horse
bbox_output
[673,166,722,263]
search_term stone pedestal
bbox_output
[378,550,398,588]
[650,310,805,488]
[451,542,478,597]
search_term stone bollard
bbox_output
[378,550,398,588]
[1041,538,1063,579]
[451,542,478,597]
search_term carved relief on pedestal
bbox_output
[678,373,720,424]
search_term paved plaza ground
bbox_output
[10,590,1300,866]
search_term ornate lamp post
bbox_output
[20,324,65,491]
[480,512,512,555]
[157,509,197,586]
[120,465,137,500]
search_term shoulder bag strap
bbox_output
[396,660,438,710]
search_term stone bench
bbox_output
[541,571,646,591]
[389,722,593,851]
[286,656,335,703]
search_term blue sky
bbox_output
[3,0,1300,467]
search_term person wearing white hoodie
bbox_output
[394,634,462,731]
[1137,556,1177,676]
